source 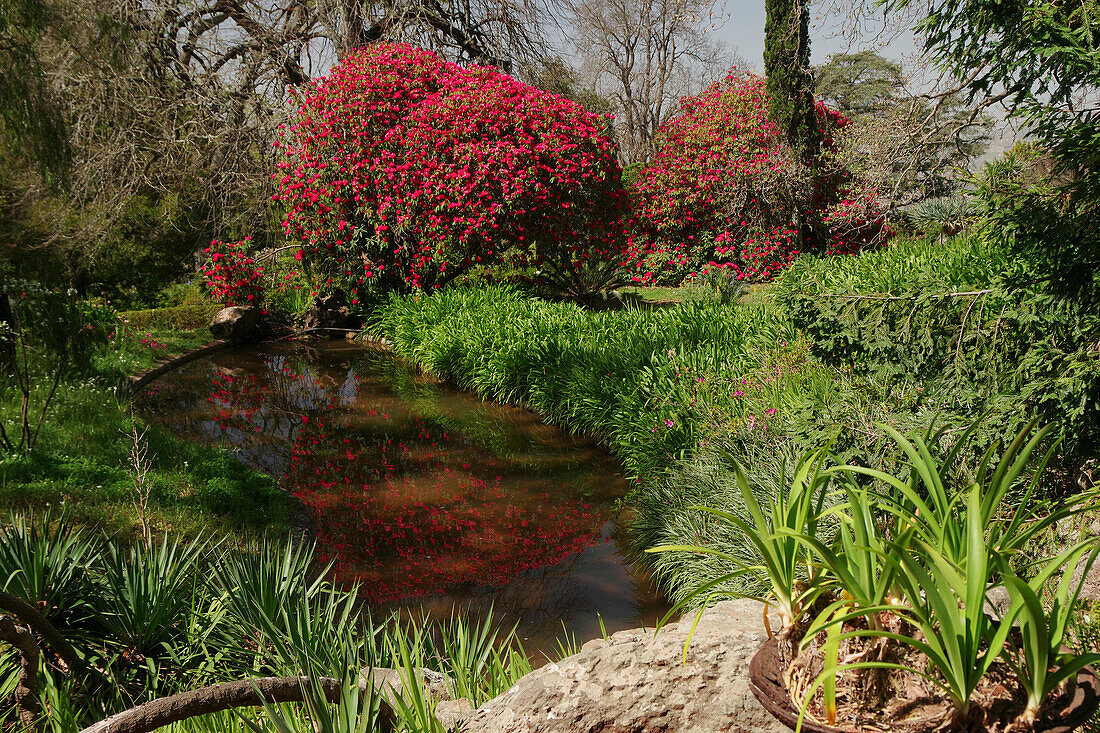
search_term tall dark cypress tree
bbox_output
[763,0,819,165]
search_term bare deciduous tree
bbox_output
[561,0,734,165]
[3,0,553,294]
[814,51,992,209]
[313,0,549,70]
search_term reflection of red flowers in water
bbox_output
[288,416,605,603]
[209,372,267,431]
[208,360,608,604]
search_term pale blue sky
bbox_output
[711,2,922,72]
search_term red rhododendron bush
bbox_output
[275,43,628,297]
[203,237,265,306]
[628,73,890,284]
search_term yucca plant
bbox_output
[236,575,362,678]
[648,446,833,638]
[247,671,384,733]
[238,594,385,733]
[906,194,980,243]
[213,540,329,671]
[436,610,533,706]
[95,534,210,657]
[0,510,102,627]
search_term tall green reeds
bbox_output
[372,286,805,480]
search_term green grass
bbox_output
[775,231,1012,296]
[0,314,291,541]
[611,285,687,303]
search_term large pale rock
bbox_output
[209,306,260,342]
[357,666,473,731]
[466,598,786,733]
[361,666,453,708]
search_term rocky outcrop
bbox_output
[466,598,786,733]
[209,306,261,342]
[302,293,360,333]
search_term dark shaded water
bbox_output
[135,341,667,653]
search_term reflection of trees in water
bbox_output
[354,349,625,481]
[137,342,652,623]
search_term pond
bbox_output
[135,340,667,654]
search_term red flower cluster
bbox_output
[626,72,889,284]
[274,43,628,295]
[202,238,265,306]
[139,333,167,350]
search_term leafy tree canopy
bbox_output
[814,51,904,118]
[891,0,1100,198]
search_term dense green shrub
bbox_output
[115,303,222,332]
[775,227,1100,466]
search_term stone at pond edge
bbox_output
[465,598,786,733]
[437,698,474,729]
[209,306,261,342]
[303,292,361,332]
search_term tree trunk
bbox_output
[0,288,14,371]
[80,675,396,733]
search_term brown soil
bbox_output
[780,616,1069,733]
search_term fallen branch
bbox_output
[0,590,87,677]
[81,677,341,733]
[79,674,397,733]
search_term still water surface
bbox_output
[136,341,667,653]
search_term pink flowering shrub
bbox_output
[202,238,265,306]
[274,43,628,296]
[627,73,889,284]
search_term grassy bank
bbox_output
[0,313,291,540]
[370,285,822,482]
[369,233,1100,605]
